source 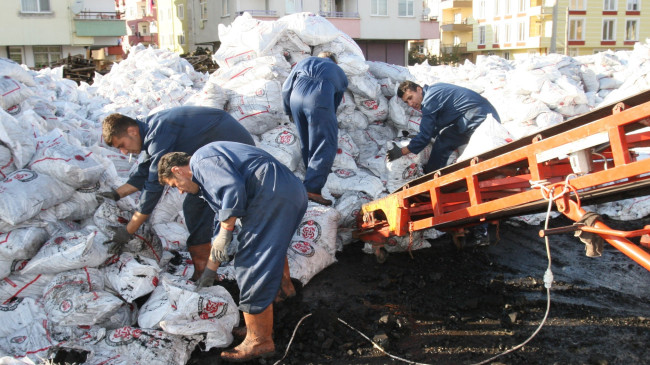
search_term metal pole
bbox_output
[550,0,558,53]
[564,7,569,55]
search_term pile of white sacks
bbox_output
[1,11,650,364]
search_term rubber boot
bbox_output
[221,305,275,362]
[187,242,211,281]
[275,256,296,303]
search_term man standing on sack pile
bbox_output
[157,142,308,362]
[387,81,501,244]
[282,51,348,206]
[99,106,256,282]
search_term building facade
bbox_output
[155,0,439,65]
[118,0,158,53]
[467,0,648,60]
[0,0,126,68]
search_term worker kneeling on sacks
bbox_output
[100,106,255,280]
[388,81,501,174]
[157,142,308,362]
[387,81,501,245]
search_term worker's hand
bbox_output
[210,227,233,263]
[195,267,217,291]
[387,142,403,162]
[107,225,132,254]
[96,188,120,204]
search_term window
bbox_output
[286,0,302,13]
[603,0,617,10]
[504,23,512,42]
[504,51,510,60]
[8,47,23,65]
[569,48,579,56]
[626,0,639,10]
[479,26,486,44]
[517,21,526,41]
[569,18,585,40]
[222,0,229,15]
[626,19,638,40]
[478,0,486,17]
[398,0,414,16]
[371,0,387,15]
[518,0,526,12]
[493,24,501,43]
[495,0,501,15]
[178,33,185,45]
[33,46,60,68]
[21,0,50,12]
[177,4,184,19]
[200,0,208,20]
[454,35,461,45]
[505,0,512,14]
[570,0,586,10]
[602,19,615,40]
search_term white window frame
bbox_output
[569,18,585,40]
[602,19,616,40]
[626,0,639,10]
[177,4,184,19]
[20,0,51,13]
[478,0,486,18]
[518,0,526,12]
[493,24,501,43]
[517,21,526,41]
[504,23,512,42]
[479,26,486,44]
[569,48,579,56]
[33,46,61,68]
[603,0,617,10]
[505,0,512,14]
[570,0,587,10]
[625,19,639,40]
[398,0,414,17]
[200,0,208,20]
[222,0,230,16]
[371,0,388,16]
[495,0,501,16]
[285,0,303,14]
[8,47,24,65]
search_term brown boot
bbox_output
[221,305,275,362]
[275,257,296,304]
[187,243,211,281]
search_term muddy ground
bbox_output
[188,215,650,365]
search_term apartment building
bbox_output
[117,0,158,52]
[0,0,126,68]
[154,0,439,66]
[467,0,648,60]
[426,0,474,61]
[155,0,191,54]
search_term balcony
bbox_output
[441,43,468,53]
[318,11,359,18]
[440,0,473,10]
[441,19,472,32]
[236,9,277,18]
[74,11,126,37]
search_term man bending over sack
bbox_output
[158,142,308,362]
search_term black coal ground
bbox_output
[55,215,650,365]
[187,215,650,365]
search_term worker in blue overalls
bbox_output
[388,81,501,174]
[387,81,501,245]
[157,142,308,362]
[282,51,348,206]
[99,106,255,281]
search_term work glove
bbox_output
[387,142,403,162]
[96,188,120,204]
[195,267,217,291]
[210,227,234,263]
[107,225,132,254]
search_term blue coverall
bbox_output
[407,83,501,174]
[189,142,308,314]
[126,106,255,246]
[281,56,348,195]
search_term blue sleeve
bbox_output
[332,68,348,110]
[195,157,247,227]
[137,128,179,215]
[126,158,149,190]
[408,111,439,155]
[282,67,298,115]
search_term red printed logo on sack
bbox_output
[0,297,22,311]
[11,259,29,272]
[290,240,315,257]
[276,131,296,145]
[298,220,321,242]
[74,155,85,161]
[363,100,379,110]
[60,299,73,313]
[10,336,27,344]
[6,170,37,183]
[198,298,227,319]
[335,169,356,178]
[106,327,142,346]
[402,163,419,180]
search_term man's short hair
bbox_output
[102,113,138,146]
[397,80,421,99]
[158,152,192,184]
[317,51,337,64]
